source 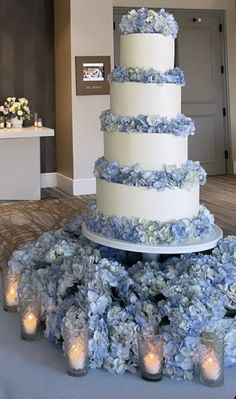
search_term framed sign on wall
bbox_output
[75,56,110,95]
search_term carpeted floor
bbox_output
[0,175,236,267]
[0,195,94,267]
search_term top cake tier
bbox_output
[120,34,174,72]
[119,8,177,72]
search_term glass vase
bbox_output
[2,269,19,312]
[19,294,41,341]
[198,332,224,387]
[138,331,164,381]
[11,117,23,128]
[63,323,88,376]
[0,116,4,128]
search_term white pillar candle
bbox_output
[5,282,18,307]
[6,121,11,128]
[23,311,38,335]
[68,338,86,370]
[0,122,4,128]
[202,352,220,381]
[144,352,161,375]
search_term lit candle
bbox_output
[37,119,43,128]
[144,352,161,375]
[202,352,220,381]
[23,311,38,335]
[68,338,86,370]
[5,281,18,307]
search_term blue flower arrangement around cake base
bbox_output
[85,202,214,244]
[8,216,236,380]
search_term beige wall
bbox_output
[70,0,114,192]
[113,0,236,169]
[55,0,236,194]
[54,0,73,179]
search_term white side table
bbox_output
[0,127,54,200]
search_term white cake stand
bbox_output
[82,223,223,260]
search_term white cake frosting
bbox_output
[104,132,188,170]
[120,34,175,71]
[110,82,181,117]
[95,27,202,227]
[97,179,199,222]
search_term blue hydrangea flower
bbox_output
[86,202,214,245]
[100,110,195,137]
[108,67,185,86]
[119,8,179,38]
[94,157,206,191]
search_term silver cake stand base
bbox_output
[82,223,223,260]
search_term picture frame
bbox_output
[75,56,111,95]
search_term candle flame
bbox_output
[23,311,38,335]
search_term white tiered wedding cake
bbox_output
[86,8,214,244]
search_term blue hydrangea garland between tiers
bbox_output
[8,221,236,379]
[94,157,206,191]
[108,67,185,85]
[86,203,214,244]
[100,110,195,136]
[119,8,179,38]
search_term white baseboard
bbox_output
[233,161,236,174]
[56,173,96,195]
[41,172,96,195]
[40,173,57,188]
[57,173,73,195]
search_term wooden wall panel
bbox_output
[0,0,55,172]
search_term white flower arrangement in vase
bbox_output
[4,97,32,128]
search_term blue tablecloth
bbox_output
[0,302,235,399]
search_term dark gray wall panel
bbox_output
[0,0,55,172]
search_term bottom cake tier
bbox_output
[97,179,199,223]
[85,202,214,245]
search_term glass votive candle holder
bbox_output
[198,332,224,387]
[19,295,41,341]
[138,331,164,381]
[34,112,38,127]
[2,269,19,312]
[37,118,43,128]
[0,116,5,128]
[6,119,11,128]
[63,323,88,376]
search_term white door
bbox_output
[176,11,227,175]
[113,8,228,175]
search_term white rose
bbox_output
[7,97,11,102]
[19,98,28,105]
[17,110,23,116]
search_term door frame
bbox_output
[113,7,232,175]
